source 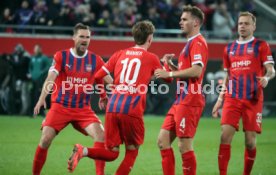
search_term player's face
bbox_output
[73,29,91,55]
[238,16,256,40]
[179,12,195,37]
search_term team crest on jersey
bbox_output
[247,47,253,54]
[86,64,92,72]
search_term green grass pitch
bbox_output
[0,115,275,175]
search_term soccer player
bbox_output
[67,20,167,175]
[32,23,112,175]
[154,5,208,175]
[212,12,275,175]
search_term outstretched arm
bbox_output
[33,71,58,116]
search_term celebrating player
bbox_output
[32,23,111,175]
[67,20,170,175]
[154,5,208,175]
[212,12,275,175]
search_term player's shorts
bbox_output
[221,97,263,133]
[104,113,144,149]
[162,104,204,138]
[42,103,102,135]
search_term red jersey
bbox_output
[95,47,162,117]
[175,34,208,107]
[223,37,274,101]
[49,48,105,109]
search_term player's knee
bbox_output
[157,139,164,150]
[245,140,256,149]
[220,133,232,144]
[178,143,192,154]
[39,135,54,148]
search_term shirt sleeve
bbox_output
[95,51,119,80]
[223,46,230,71]
[190,41,205,67]
[49,51,62,75]
[260,41,274,65]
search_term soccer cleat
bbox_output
[68,144,84,173]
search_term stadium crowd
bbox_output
[1,0,256,37]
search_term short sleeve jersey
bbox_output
[49,48,105,109]
[223,37,274,101]
[101,47,162,117]
[174,34,208,107]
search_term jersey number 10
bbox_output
[120,58,141,84]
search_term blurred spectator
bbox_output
[194,0,217,31]
[14,0,34,32]
[212,1,235,39]
[166,0,184,29]
[9,44,31,115]
[33,0,48,26]
[29,44,51,116]
[0,54,13,114]
[75,4,96,26]
[0,8,15,33]
[91,0,112,24]
[47,0,62,27]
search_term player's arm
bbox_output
[212,72,229,118]
[33,71,58,116]
[257,63,275,88]
[155,64,202,79]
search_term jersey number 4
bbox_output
[120,58,141,84]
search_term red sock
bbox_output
[32,146,48,175]
[87,147,118,161]
[218,144,231,175]
[93,142,106,175]
[161,148,175,175]
[115,149,138,175]
[243,147,256,175]
[182,151,196,175]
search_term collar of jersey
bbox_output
[187,33,201,41]
[70,48,88,58]
[236,37,255,44]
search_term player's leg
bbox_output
[68,113,119,172]
[219,98,242,175]
[157,106,177,175]
[33,126,56,175]
[85,122,105,175]
[33,105,70,175]
[175,105,202,175]
[115,114,144,175]
[158,129,176,175]
[242,99,262,175]
[115,144,140,175]
[243,131,257,175]
[218,125,236,175]
[178,138,196,175]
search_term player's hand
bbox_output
[161,54,175,64]
[98,96,108,110]
[257,76,269,88]
[212,99,223,118]
[155,69,170,79]
[33,99,47,117]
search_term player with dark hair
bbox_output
[154,5,208,175]
[32,23,111,175]
[67,20,169,175]
[212,12,275,175]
